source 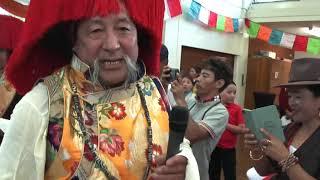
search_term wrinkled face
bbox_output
[182,77,193,92]
[221,84,236,104]
[288,87,320,123]
[73,5,139,87]
[195,69,222,96]
[189,68,198,79]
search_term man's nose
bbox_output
[195,77,201,83]
[102,30,120,52]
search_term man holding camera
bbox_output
[160,44,181,106]
[171,57,232,180]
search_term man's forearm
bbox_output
[185,118,210,144]
[175,97,187,107]
[226,124,245,134]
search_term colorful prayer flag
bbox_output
[233,19,239,32]
[246,20,260,38]
[167,0,182,18]
[257,25,272,42]
[307,38,320,54]
[245,18,250,28]
[198,6,210,25]
[293,35,308,51]
[225,17,234,32]
[216,15,226,31]
[280,33,296,49]
[208,11,218,28]
[269,30,283,45]
[188,0,201,20]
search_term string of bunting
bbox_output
[182,0,320,54]
[245,19,320,55]
[185,0,241,32]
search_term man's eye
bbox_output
[91,28,103,33]
[118,26,130,31]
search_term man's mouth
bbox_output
[104,60,121,65]
[99,58,124,69]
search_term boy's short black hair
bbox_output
[200,56,233,92]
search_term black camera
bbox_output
[168,68,179,82]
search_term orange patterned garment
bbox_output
[45,66,169,179]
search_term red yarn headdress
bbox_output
[0,15,23,50]
[5,0,164,94]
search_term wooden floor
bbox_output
[236,135,252,180]
[216,135,253,180]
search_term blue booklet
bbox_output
[243,105,285,142]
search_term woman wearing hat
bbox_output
[244,58,320,180]
[0,0,199,179]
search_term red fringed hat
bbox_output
[6,0,165,95]
[0,15,23,50]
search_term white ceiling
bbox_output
[264,21,320,37]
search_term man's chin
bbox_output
[100,76,127,88]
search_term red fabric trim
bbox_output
[6,0,164,94]
[0,15,23,50]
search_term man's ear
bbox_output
[215,79,225,90]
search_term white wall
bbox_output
[248,0,320,22]
[163,16,249,105]
[294,51,320,59]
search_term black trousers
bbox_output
[209,147,236,180]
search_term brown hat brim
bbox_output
[275,81,320,88]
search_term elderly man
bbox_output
[0,0,196,179]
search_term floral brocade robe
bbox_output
[44,66,169,180]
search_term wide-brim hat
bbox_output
[276,58,320,87]
[5,0,164,95]
[0,15,23,50]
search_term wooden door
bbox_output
[244,57,272,109]
[180,46,234,74]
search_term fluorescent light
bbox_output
[254,0,298,3]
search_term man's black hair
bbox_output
[160,44,169,65]
[200,56,233,92]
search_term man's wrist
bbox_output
[176,99,187,107]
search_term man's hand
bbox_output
[160,65,171,87]
[170,80,187,107]
[149,155,187,180]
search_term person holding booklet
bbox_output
[244,58,320,180]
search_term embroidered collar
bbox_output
[71,54,90,73]
[196,95,220,104]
